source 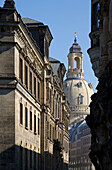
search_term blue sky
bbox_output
[0,0,98,91]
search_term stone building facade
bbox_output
[0,0,70,170]
[86,0,112,169]
[69,120,95,170]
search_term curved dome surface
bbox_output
[63,78,94,116]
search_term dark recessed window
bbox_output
[34,77,36,98]
[92,3,100,31]
[20,103,23,125]
[20,146,23,167]
[30,72,32,93]
[25,107,28,129]
[19,58,23,83]
[38,118,40,135]
[30,111,32,130]
[25,148,28,169]
[25,65,28,88]
[34,151,36,170]
[30,150,32,168]
[1,26,6,32]
[38,82,40,102]
[34,115,36,134]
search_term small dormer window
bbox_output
[76,82,82,88]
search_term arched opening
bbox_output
[74,57,80,69]
[68,58,71,69]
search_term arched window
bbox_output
[74,57,80,69]
[77,94,83,104]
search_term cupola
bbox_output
[67,33,84,79]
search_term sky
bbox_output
[0,0,98,91]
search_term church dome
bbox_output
[64,33,94,124]
[64,78,93,110]
[64,78,94,124]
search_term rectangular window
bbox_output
[30,111,32,130]
[50,124,52,140]
[20,146,23,167]
[34,77,36,98]
[92,3,100,31]
[25,65,28,88]
[25,107,28,129]
[38,154,40,170]
[38,82,40,101]
[53,127,55,140]
[20,103,23,125]
[25,148,28,169]
[34,115,36,134]
[34,151,36,170]
[38,118,40,135]
[30,150,32,168]
[30,72,32,93]
[80,96,83,104]
[19,58,23,83]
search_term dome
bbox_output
[69,39,82,54]
[64,33,94,124]
[63,78,94,123]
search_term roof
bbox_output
[69,39,82,54]
[49,57,60,75]
[22,18,44,25]
[49,57,60,63]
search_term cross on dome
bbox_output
[74,32,77,42]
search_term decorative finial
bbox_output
[74,32,77,42]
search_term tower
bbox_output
[64,33,94,125]
[67,32,84,79]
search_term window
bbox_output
[30,150,32,168]
[76,74,79,78]
[53,127,55,140]
[34,151,36,170]
[25,65,28,88]
[80,96,83,104]
[25,107,28,129]
[30,72,32,93]
[34,115,36,134]
[20,103,23,125]
[38,82,40,101]
[47,121,49,138]
[77,95,83,105]
[50,124,52,140]
[92,3,100,31]
[20,146,23,167]
[34,77,36,98]
[38,118,40,135]
[38,154,40,170]
[30,111,32,130]
[19,58,23,83]
[25,148,28,169]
